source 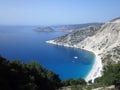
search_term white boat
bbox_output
[74,56,78,59]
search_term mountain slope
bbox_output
[46,17,120,83]
[77,18,120,63]
[51,23,101,32]
[47,18,120,63]
[49,24,102,45]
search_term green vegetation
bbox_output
[60,78,86,90]
[1,55,120,90]
[0,56,87,90]
[93,62,120,89]
[62,78,86,86]
[102,46,120,64]
[0,56,61,90]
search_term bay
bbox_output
[0,26,95,80]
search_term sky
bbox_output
[0,0,120,25]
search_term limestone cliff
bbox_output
[77,18,120,63]
[52,24,102,45]
[47,17,120,63]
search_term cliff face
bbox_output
[47,18,120,63]
[77,18,120,63]
[53,24,102,45]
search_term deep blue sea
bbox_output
[0,26,95,80]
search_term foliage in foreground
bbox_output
[94,62,120,89]
[1,55,120,90]
[0,56,87,90]
[0,56,61,90]
[62,78,86,86]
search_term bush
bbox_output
[0,56,61,90]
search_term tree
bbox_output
[0,56,61,90]
[94,62,120,89]
[76,78,86,85]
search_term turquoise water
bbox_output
[0,26,95,80]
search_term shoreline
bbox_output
[46,40,103,83]
[85,51,103,83]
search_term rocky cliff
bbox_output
[52,24,102,45]
[77,18,120,63]
[47,18,120,63]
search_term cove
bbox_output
[0,26,95,80]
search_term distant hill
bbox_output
[34,27,54,32]
[51,23,102,32]
[34,23,101,33]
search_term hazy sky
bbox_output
[0,0,120,25]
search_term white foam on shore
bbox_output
[46,40,103,83]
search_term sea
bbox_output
[0,26,95,80]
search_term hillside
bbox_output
[47,18,120,64]
[51,23,101,32]
[77,18,120,63]
[50,24,102,45]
